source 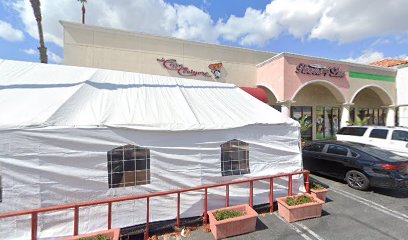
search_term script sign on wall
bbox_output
[157,58,212,78]
[295,63,345,78]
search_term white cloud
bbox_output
[0,20,24,41]
[342,50,408,64]
[310,0,408,43]
[22,48,36,55]
[11,0,216,47]
[342,51,385,64]
[22,48,62,63]
[48,51,62,63]
[9,0,408,48]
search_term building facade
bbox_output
[62,21,402,140]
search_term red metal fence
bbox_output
[0,170,310,240]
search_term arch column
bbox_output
[340,103,354,128]
[386,105,396,127]
[277,100,295,117]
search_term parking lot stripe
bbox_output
[274,212,322,240]
[331,188,408,223]
[294,222,326,240]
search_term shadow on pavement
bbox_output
[255,218,269,231]
[370,187,408,198]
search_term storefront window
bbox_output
[316,107,340,139]
[396,107,399,127]
[350,108,387,126]
[291,106,312,140]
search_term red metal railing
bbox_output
[0,170,310,240]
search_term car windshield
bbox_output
[356,145,405,161]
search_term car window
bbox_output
[338,127,367,136]
[303,144,325,152]
[391,130,408,142]
[350,151,359,158]
[326,145,348,156]
[369,129,388,139]
[355,145,400,159]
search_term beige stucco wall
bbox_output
[62,21,275,87]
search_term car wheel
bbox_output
[345,170,370,190]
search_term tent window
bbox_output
[107,145,150,188]
[0,175,2,203]
[221,139,250,176]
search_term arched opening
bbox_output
[257,85,280,111]
[291,80,346,140]
[350,85,394,126]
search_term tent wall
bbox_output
[0,125,302,239]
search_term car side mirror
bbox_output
[406,143,408,148]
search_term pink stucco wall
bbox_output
[257,55,352,102]
[283,57,351,101]
[256,57,285,101]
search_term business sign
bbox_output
[157,58,223,80]
[157,58,211,78]
[208,62,222,79]
[295,63,345,78]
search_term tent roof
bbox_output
[0,59,298,130]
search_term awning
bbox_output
[240,87,268,103]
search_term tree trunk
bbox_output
[30,0,47,63]
[82,4,86,24]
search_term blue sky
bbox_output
[0,0,407,64]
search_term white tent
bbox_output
[0,59,304,239]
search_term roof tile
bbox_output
[369,59,408,67]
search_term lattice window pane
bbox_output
[107,145,151,188]
[221,140,250,176]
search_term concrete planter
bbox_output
[277,193,324,223]
[311,188,328,202]
[208,204,258,240]
[64,228,120,240]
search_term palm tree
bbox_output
[30,0,47,63]
[78,0,87,24]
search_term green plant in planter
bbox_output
[285,195,315,206]
[299,114,313,133]
[215,209,245,221]
[79,235,111,240]
[311,182,325,190]
[347,115,370,126]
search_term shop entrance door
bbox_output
[315,106,340,139]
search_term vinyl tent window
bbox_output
[0,175,2,203]
[221,139,250,176]
[107,145,150,188]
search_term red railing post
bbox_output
[225,184,229,207]
[288,175,293,196]
[0,170,310,239]
[249,181,254,207]
[305,173,310,193]
[269,178,274,213]
[176,192,180,228]
[144,197,150,240]
[31,212,38,240]
[74,206,79,236]
[203,188,208,225]
[107,202,112,230]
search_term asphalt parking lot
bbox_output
[186,174,408,240]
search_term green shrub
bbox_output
[79,235,111,240]
[214,209,245,221]
[285,195,315,206]
[311,182,325,190]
